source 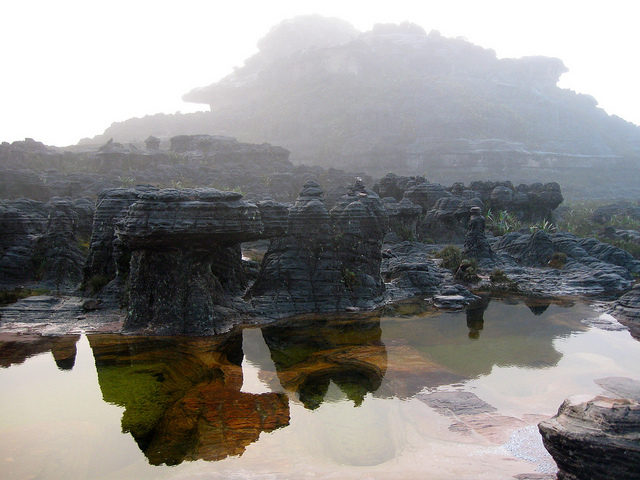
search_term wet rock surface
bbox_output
[418,391,497,416]
[539,392,640,480]
[609,284,640,339]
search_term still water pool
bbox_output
[1,296,639,479]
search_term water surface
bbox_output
[1,297,639,479]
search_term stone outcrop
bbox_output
[249,180,388,317]
[373,175,563,244]
[609,284,640,340]
[115,188,287,334]
[382,197,422,242]
[463,206,494,260]
[1,136,370,209]
[0,197,93,290]
[539,392,640,480]
[490,231,640,296]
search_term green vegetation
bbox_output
[342,268,358,290]
[0,287,50,306]
[397,225,415,242]
[486,209,522,236]
[548,252,567,269]
[435,245,463,271]
[86,274,111,294]
[454,258,479,283]
[557,203,640,259]
[489,269,510,283]
[488,268,519,292]
[529,219,557,234]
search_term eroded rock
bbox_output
[539,394,640,480]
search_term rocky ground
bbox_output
[1,135,640,341]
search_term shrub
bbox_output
[397,225,415,242]
[436,245,463,271]
[87,274,111,294]
[342,268,358,290]
[548,252,567,269]
[529,219,557,234]
[486,209,522,236]
[455,259,479,283]
[489,269,510,283]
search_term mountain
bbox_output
[86,16,640,199]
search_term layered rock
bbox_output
[382,197,422,241]
[490,231,640,296]
[373,175,563,244]
[539,394,640,480]
[463,206,494,260]
[115,188,286,334]
[82,186,158,304]
[0,197,93,290]
[609,284,640,340]
[249,180,388,317]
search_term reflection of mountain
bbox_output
[0,334,79,370]
[88,334,289,466]
[261,315,388,409]
[381,297,586,379]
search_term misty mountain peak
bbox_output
[256,15,359,60]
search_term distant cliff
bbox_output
[85,16,640,200]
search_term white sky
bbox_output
[1,0,639,146]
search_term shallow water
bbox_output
[1,297,639,479]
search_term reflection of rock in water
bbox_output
[261,315,387,409]
[0,334,80,370]
[466,297,490,339]
[316,385,402,466]
[525,298,551,316]
[381,297,588,381]
[88,333,289,466]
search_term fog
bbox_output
[1,0,639,146]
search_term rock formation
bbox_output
[463,206,494,260]
[115,188,286,334]
[85,16,640,199]
[609,284,640,340]
[539,392,640,480]
[373,174,563,244]
[490,231,640,296]
[0,197,93,290]
[249,180,388,317]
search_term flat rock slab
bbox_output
[417,390,497,416]
[0,295,124,334]
[596,376,640,402]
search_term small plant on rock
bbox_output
[548,252,567,269]
[87,274,111,294]
[436,245,463,271]
[489,269,510,283]
[342,268,358,290]
[455,259,479,283]
[486,209,522,236]
[529,219,557,234]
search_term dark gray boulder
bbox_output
[539,394,640,480]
